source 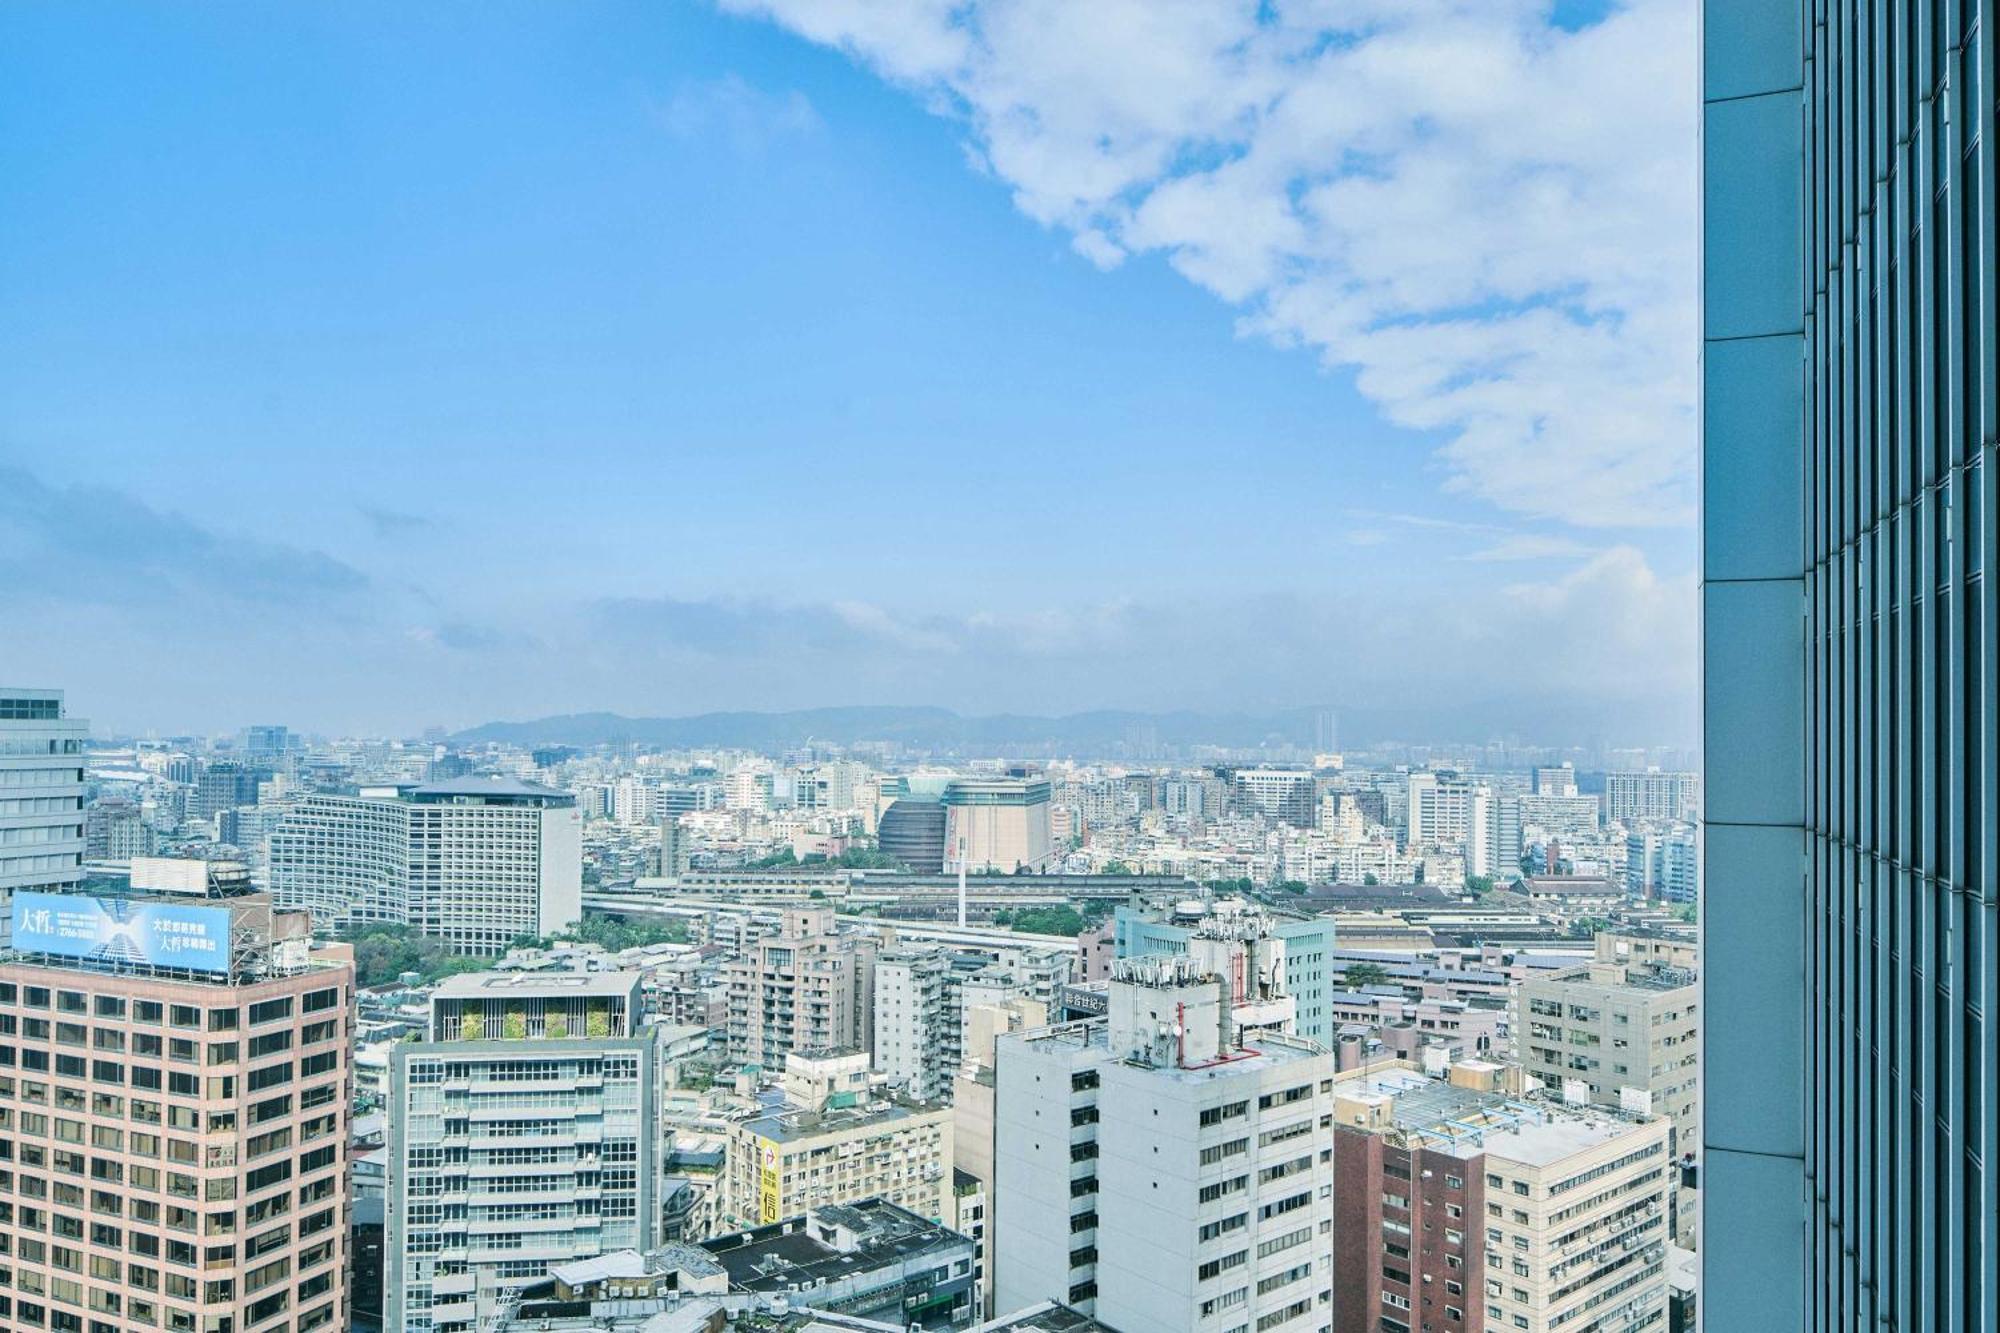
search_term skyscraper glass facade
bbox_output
[1703,2,1996,1328]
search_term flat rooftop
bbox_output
[740,1098,937,1145]
[1340,1066,1656,1165]
[703,1201,967,1291]
[411,776,573,802]
[432,970,638,999]
[973,1302,1120,1332]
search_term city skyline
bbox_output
[1,2,1698,740]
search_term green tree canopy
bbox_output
[1345,962,1392,989]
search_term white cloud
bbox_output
[718,0,1697,528]
[1459,534,1599,562]
[657,73,822,151]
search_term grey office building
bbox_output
[1703,4,1995,1330]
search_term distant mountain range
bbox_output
[451,701,1689,754]
[453,706,1336,754]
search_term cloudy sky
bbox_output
[0,1,1697,743]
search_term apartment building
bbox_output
[1332,1063,1672,1333]
[992,955,1337,1332]
[718,1050,952,1229]
[385,971,660,1333]
[875,945,1075,1104]
[0,860,353,1333]
[723,905,877,1067]
[874,949,983,1103]
[1513,945,1697,1246]
[267,778,582,951]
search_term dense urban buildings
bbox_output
[1703,4,1996,1329]
[0,856,353,1333]
[385,971,661,1332]
[39,678,1726,1332]
[1514,936,1699,1244]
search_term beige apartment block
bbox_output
[722,906,876,1068]
[1332,1062,1673,1333]
[1477,1107,1673,1331]
[1513,943,1699,1197]
[0,868,352,1333]
[718,1052,951,1230]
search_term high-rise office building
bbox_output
[386,972,660,1332]
[0,688,88,942]
[266,779,581,950]
[1405,771,1494,876]
[0,858,354,1333]
[1531,763,1578,797]
[1231,768,1318,828]
[1601,771,1701,825]
[192,759,265,821]
[1703,6,1995,1328]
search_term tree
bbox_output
[1671,902,1698,924]
[342,923,490,989]
[1004,905,1088,937]
[1464,875,1495,897]
[1362,872,1379,886]
[1274,880,1310,894]
[553,914,690,952]
[1568,915,1611,940]
[1102,860,1136,876]
[1345,962,1391,988]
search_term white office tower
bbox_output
[1602,769,1701,823]
[610,775,656,825]
[268,778,580,951]
[387,972,660,1333]
[1231,768,1317,828]
[993,955,1335,1329]
[0,689,88,945]
[1405,771,1493,877]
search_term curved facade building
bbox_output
[878,798,948,873]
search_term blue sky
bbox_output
[0,2,1698,743]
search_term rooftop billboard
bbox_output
[10,893,231,974]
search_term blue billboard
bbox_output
[10,892,232,974]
